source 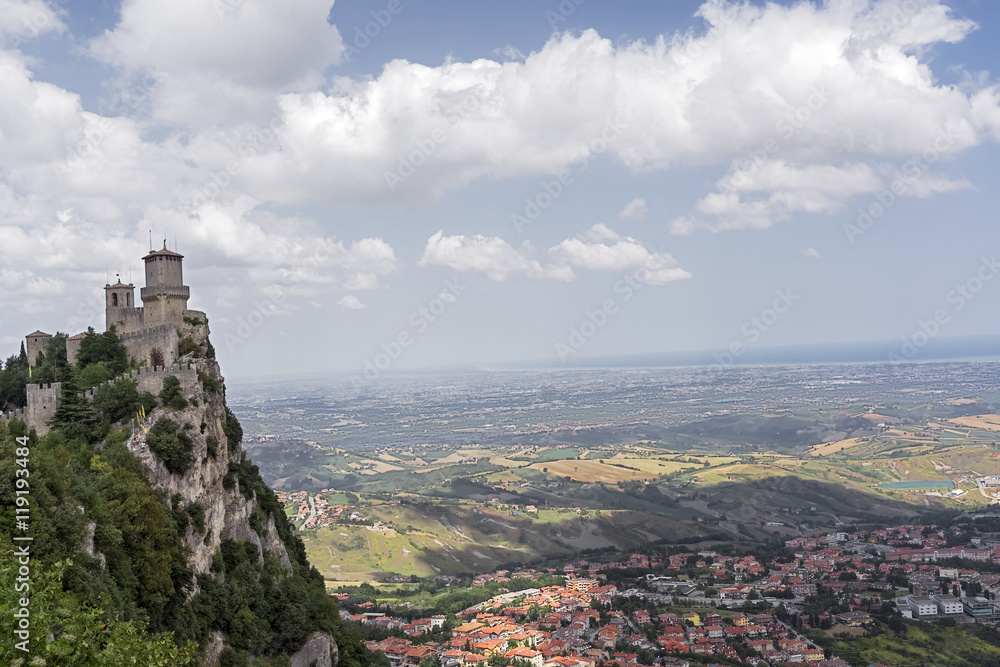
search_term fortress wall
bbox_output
[26,382,61,437]
[119,324,180,367]
[108,307,146,336]
[0,405,26,425]
[132,362,198,396]
[82,362,198,401]
[143,296,189,327]
[183,309,207,323]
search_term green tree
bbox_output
[0,553,198,666]
[93,378,146,424]
[78,360,114,389]
[0,345,29,407]
[32,332,70,384]
[146,417,194,474]
[50,366,97,442]
[76,326,131,376]
[159,376,188,410]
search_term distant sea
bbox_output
[525,334,1000,371]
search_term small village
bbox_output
[336,522,1000,667]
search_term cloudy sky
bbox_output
[2,0,999,377]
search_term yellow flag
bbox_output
[28,366,31,379]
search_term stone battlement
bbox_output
[79,363,198,400]
[0,405,26,424]
[141,285,190,300]
[117,323,177,342]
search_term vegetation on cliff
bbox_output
[0,331,372,666]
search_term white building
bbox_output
[979,476,1000,489]
[930,593,964,615]
[906,596,937,617]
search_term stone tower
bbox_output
[25,330,51,366]
[141,243,190,325]
[105,276,139,333]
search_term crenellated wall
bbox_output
[0,405,26,426]
[79,363,198,400]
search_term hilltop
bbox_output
[0,251,376,666]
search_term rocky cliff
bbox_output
[107,317,339,666]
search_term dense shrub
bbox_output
[147,417,194,474]
[159,375,188,410]
[178,336,202,358]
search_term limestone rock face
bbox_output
[138,312,288,574]
[290,632,338,667]
[141,353,292,579]
[127,321,334,661]
[203,631,226,667]
[80,520,106,569]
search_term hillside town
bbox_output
[337,522,1000,667]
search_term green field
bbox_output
[254,396,1000,583]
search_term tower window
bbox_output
[126,293,130,306]
[112,293,118,307]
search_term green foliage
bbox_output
[147,418,194,474]
[183,316,204,326]
[187,502,207,533]
[249,507,265,535]
[178,336,202,358]
[223,404,243,454]
[199,370,221,394]
[159,375,188,410]
[76,326,131,376]
[51,366,99,443]
[0,344,29,407]
[0,554,198,665]
[188,539,349,660]
[31,332,70,384]
[93,378,147,424]
[821,618,1000,667]
[78,360,113,389]
[227,452,309,568]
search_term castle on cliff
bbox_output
[3,243,207,435]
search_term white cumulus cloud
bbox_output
[549,224,691,284]
[420,225,689,285]
[89,0,343,127]
[419,230,558,282]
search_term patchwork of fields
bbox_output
[230,365,1000,582]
